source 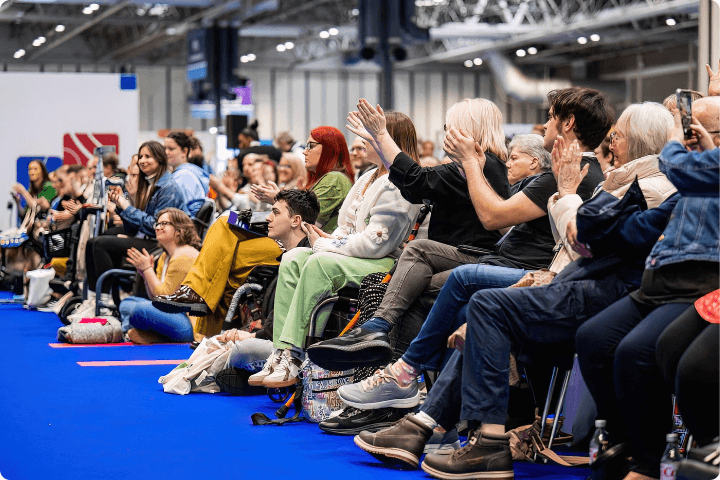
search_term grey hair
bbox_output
[508,134,552,171]
[619,102,673,162]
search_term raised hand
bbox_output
[444,127,483,168]
[707,60,720,96]
[355,99,387,139]
[552,139,588,198]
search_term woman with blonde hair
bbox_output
[119,207,201,344]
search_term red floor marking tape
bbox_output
[49,343,190,348]
[77,360,185,366]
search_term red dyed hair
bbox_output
[306,126,354,189]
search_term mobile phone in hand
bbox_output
[676,89,693,140]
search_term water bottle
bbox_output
[589,419,610,465]
[660,433,680,480]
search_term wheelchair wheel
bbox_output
[59,295,83,325]
[267,387,292,403]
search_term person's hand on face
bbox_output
[552,138,588,198]
[443,127,485,169]
[299,221,331,247]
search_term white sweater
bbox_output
[312,169,424,259]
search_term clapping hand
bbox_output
[126,247,154,274]
[443,127,485,169]
[300,221,331,247]
[552,137,588,198]
[250,181,281,204]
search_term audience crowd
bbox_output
[3,66,719,480]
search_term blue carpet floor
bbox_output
[0,293,591,479]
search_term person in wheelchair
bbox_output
[152,189,320,339]
[247,110,426,390]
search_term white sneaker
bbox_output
[66,298,96,323]
[248,350,281,386]
[262,349,302,388]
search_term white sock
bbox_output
[414,411,438,430]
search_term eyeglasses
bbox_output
[304,142,321,151]
[610,132,625,143]
[153,221,172,230]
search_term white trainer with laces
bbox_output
[262,349,302,388]
[248,350,281,386]
[337,366,420,410]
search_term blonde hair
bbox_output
[445,99,508,161]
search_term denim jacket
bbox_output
[120,172,187,237]
[173,163,210,216]
[645,142,719,270]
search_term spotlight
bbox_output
[328,27,339,36]
[241,56,249,63]
[89,3,99,10]
[284,42,294,50]
[464,60,473,68]
[209,127,218,134]
[32,38,42,47]
[83,6,93,14]
[590,34,600,42]
[319,30,330,39]
[516,49,526,57]
[13,49,25,59]
[393,47,407,61]
[247,53,256,61]
[666,17,676,26]
[527,47,537,55]
[276,44,286,52]
[351,8,359,16]
[473,57,482,65]
[37,36,46,44]
[577,36,587,44]
[55,25,66,33]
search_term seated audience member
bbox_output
[204,190,321,371]
[102,153,125,182]
[595,133,615,176]
[209,162,245,212]
[312,89,608,370]
[188,135,213,174]
[274,131,304,155]
[119,208,201,344]
[261,159,278,185]
[152,127,353,337]
[531,124,545,136]
[12,159,55,218]
[657,290,719,449]
[661,89,703,111]
[350,136,376,181]
[275,152,306,190]
[164,131,209,215]
[246,112,424,389]
[348,102,678,477]
[237,121,283,165]
[84,141,186,301]
[576,103,719,480]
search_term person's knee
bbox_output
[400,239,430,261]
[576,321,603,361]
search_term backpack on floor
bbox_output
[300,359,354,423]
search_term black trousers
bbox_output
[85,233,157,293]
[657,306,719,446]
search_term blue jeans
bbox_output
[460,273,628,426]
[228,338,273,373]
[119,296,194,342]
[401,263,527,372]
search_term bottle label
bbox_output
[660,462,675,480]
[589,446,598,464]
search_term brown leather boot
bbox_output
[152,285,209,316]
[354,413,434,468]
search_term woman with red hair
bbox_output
[152,127,353,339]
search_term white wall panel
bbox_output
[308,72,324,132]
[249,69,272,141]
[427,72,444,147]
[290,72,307,141]
[413,72,429,141]
[274,70,291,135]
[461,72,475,100]
[324,71,342,136]
[445,73,460,113]
[393,70,411,118]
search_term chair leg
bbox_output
[548,368,573,449]
[539,366,559,440]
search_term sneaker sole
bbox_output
[307,341,392,371]
[152,298,209,317]
[262,377,300,388]
[339,390,421,410]
[354,435,419,468]
[319,421,397,436]
[421,462,514,479]
[247,375,270,386]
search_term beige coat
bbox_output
[546,154,677,273]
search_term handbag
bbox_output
[576,176,647,255]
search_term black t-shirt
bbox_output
[389,152,510,248]
[497,157,604,269]
[497,172,557,269]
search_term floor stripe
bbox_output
[78,360,185,366]
[50,342,190,348]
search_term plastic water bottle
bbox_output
[589,419,610,465]
[660,433,680,480]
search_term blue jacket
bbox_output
[645,142,719,270]
[173,163,210,216]
[119,172,187,237]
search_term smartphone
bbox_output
[676,89,693,139]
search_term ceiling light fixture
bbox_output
[89,3,100,11]
[319,30,330,39]
[464,60,473,67]
[284,41,294,50]
[247,53,256,61]
[240,56,249,63]
[83,6,93,14]
[577,36,588,44]
[527,47,537,55]
[14,49,25,58]
[328,27,339,36]
[55,24,66,33]
[666,17,676,26]
[276,44,286,52]
[351,8,359,16]
[473,57,482,65]
[516,49,526,57]
[209,127,218,134]
[590,34,600,42]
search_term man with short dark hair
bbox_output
[152,189,319,339]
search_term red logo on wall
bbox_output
[63,133,119,165]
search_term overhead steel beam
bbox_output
[397,0,699,68]
[27,0,132,61]
[0,0,15,14]
[0,12,179,25]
